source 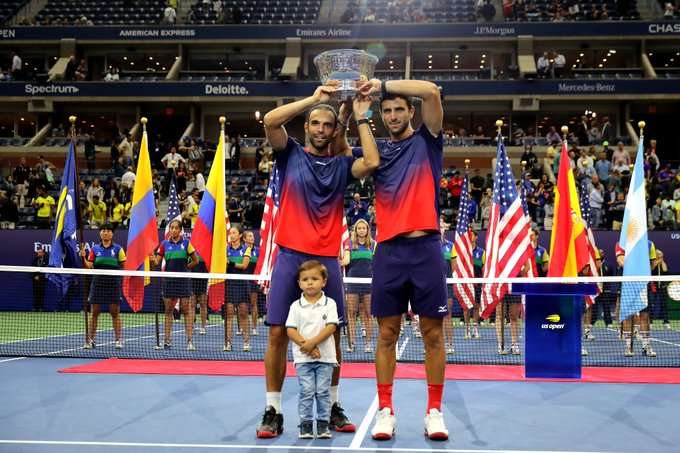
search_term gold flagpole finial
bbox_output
[219,116,226,131]
[69,116,77,138]
[561,125,569,141]
[141,117,148,133]
[638,121,646,136]
[464,158,470,170]
[495,120,503,136]
[521,160,527,171]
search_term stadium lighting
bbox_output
[482,54,486,58]
[149,56,153,60]
[428,54,432,58]
[255,110,260,120]
[609,50,616,54]
[123,56,128,60]
[598,64,603,67]
[428,65,432,69]
[579,53,584,57]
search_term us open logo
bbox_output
[541,314,565,330]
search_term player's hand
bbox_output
[338,100,353,125]
[357,78,381,97]
[353,95,372,121]
[310,347,321,359]
[313,80,339,104]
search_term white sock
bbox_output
[330,386,339,406]
[266,392,282,413]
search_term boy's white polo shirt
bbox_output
[285,292,338,365]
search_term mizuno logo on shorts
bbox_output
[437,306,448,313]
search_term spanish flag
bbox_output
[123,121,158,311]
[548,141,590,277]
[192,121,228,312]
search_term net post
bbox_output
[223,303,228,350]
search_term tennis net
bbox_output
[1,265,679,367]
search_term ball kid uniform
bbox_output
[442,238,462,317]
[191,252,208,295]
[247,244,260,293]
[157,238,195,298]
[367,124,447,318]
[535,245,549,278]
[87,243,126,305]
[227,242,252,304]
[472,245,485,303]
[267,137,354,326]
[346,241,375,296]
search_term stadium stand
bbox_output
[35,0,165,26]
[0,0,29,25]
[187,0,321,25]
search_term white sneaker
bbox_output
[345,344,354,353]
[83,340,94,349]
[198,327,207,335]
[243,342,251,352]
[187,341,196,351]
[252,328,259,336]
[446,345,455,355]
[510,343,521,355]
[236,329,242,336]
[664,323,671,330]
[364,344,373,353]
[223,341,232,352]
[581,347,588,356]
[424,408,449,440]
[414,328,422,338]
[115,340,123,350]
[643,345,657,357]
[585,331,595,341]
[472,326,480,339]
[371,407,396,440]
[624,346,634,357]
[464,329,471,340]
[498,346,508,355]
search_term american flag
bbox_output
[452,172,475,309]
[480,136,534,318]
[519,181,537,278]
[254,163,281,286]
[165,172,182,240]
[162,172,183,271]
[254,163,350,287]
[578,178,600,305]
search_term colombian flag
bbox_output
[122,121,158,312]
[548,141,590,277]
[192,123,228,312]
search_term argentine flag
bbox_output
[618,135,651,321]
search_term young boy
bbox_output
[285,260,338,439]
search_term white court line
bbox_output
[0,440,617,453]
[0,322,157,346]
[349,336,410,449]
[605,327,680,348]
[0,357,26,364]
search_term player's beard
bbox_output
[387,120,409,139]
[309,135,332,154]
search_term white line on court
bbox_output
[605,327,680,348]
[0,357,26,364]
[0,440,618,453]
[349,336,411,449]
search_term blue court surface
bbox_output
[1,357,679,453]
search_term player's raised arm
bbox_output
[351,95,379,180]
[360,78,443,137]
[263,81,339,152]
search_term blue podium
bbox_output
[512,283,598,379]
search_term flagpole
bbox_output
[70,115,89,345]
[495,119,506,353]
[218,116,231,350]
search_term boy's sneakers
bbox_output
[298,420,313,439]
[257,406,284,438]
[371,407,396,440]
[446,345,455,355]
[424,408,449,440]
[472,326,480,339]
[316,420,332,439]
[330,403,356,432]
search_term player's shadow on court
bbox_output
[446,383,488,447]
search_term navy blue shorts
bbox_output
[226,279,250,305]
[371,234,448,319]
[266,247,345,326]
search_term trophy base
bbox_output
[335,88,358,101]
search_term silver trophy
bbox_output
[313,49,379,100]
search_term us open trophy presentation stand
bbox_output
[512,283,599,379]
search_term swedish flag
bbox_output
[47,141,81,296]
